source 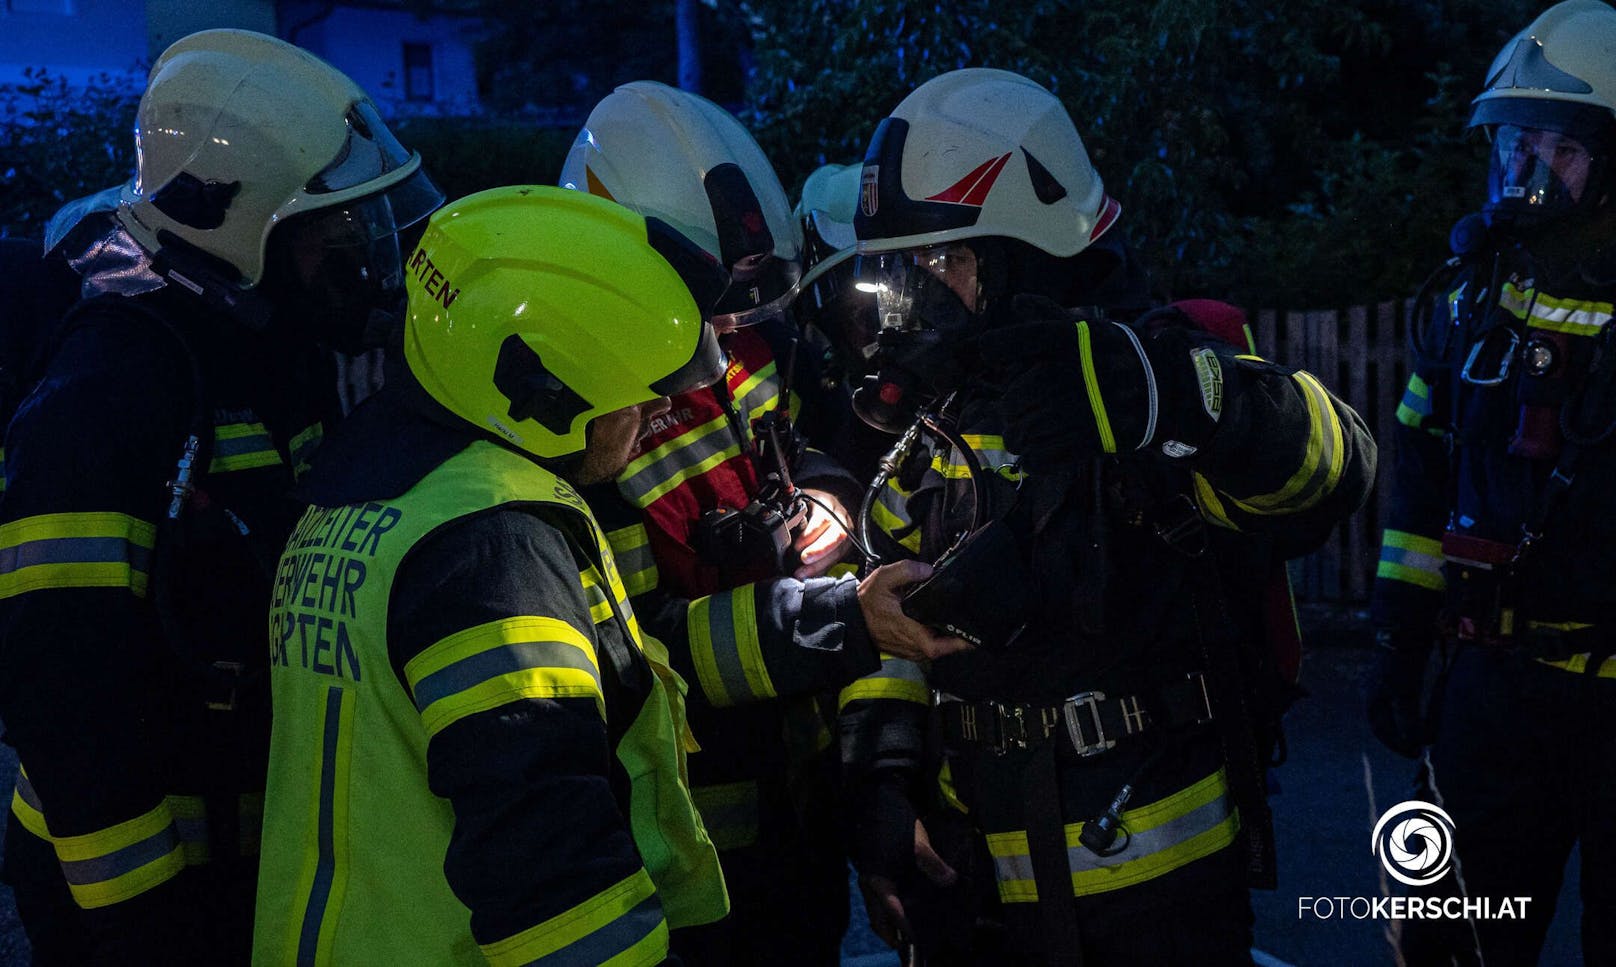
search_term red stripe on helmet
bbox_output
[959,153,1012,207]
[925,152,1012,205]
[1089,195,1121,241]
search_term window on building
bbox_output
[403,43,434,102]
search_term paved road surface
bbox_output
[0,607,1583,965]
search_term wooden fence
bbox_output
[337,300,1413,603]
[1250,301,1415,603]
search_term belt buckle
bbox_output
[1063,691,1115,758]
[977,701,1060,756]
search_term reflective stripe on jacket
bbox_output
[255,440,726,966]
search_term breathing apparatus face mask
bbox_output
[267,174,439,355]
[850,242,981,432]
[1486,124,1604,227]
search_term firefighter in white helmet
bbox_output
[0,29,440,963]
[838,68,1374,964]
[1369,3,1616,963]
[562,81,967,964]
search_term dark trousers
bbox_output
[916,839,1253,967]
[1401,647,1616,967]
[670,767,850,967]
[670,838,850,966]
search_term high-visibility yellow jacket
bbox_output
[255,423,726,967]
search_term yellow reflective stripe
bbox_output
[168,795,209,865]
[1538,654,1616,677]
[870,485,923,552]
[10,767,48,839]
[480,867,667,967]
[579,561,643,640]
[1191,473,1239,531]
[937,760,969,815]
[51,798,185,909]
[1376,561,1446,591]
[838,655,930,710]
[288,422,324,480]
[580,569,615,625]
[623,414,727,478]
[645,442,742,506]
[605,523,658,597]
[1501,282,1613,336]
[731,361,779,411]
[1379,529,1445,590]
[1397,374,1434,428]
[691,780,760,851]
[1230,371,1343,514]
[619,415,738,507]
[686,586,775,707]
[1383,528,1441,556]
[294,685,356,964]
[210,421,283,473]
[0,511,156,600]
[404,616,603,735]
[987,769,1237,902]
[13,769,246,869]
[1076,321,1117,453]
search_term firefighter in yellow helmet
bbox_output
[561,82,969,965]
[0,29,439,963]
[255,185,738,965]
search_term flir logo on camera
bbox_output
[1296,799,1532,921]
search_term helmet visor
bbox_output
[1487,124,1595,218]
[856,243,978,337]
[712,285,794,332]
[272,186,435,353]
[307,100,415,194]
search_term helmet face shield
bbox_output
[858,243,979,340]
[712,285,794,332]
[307,101,415,194]
[1487,124,1596,220]
[269,177,445,353]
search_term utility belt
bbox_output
[937,671,1215,761]
[1439,531,1609,659]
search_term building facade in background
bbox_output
[0,0,481,115]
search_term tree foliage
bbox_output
[741,0,1538,306]
[0,70,137,238]
[0,1,1556,309]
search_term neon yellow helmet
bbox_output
[404,186,726,460]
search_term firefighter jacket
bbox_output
[841,325,1373,915]
[585,319,879,852]
[1373,256,1616,675]
[254,381,727,967]
[0,288,335,957]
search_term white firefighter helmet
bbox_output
[560,80,802,328]
[117,29,441,289]
[853,67,1119,258]
[1470,1,1616,221]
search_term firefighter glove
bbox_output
[978,296,1228,471]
